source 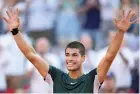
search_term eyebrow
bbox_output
[65,53,69,54]
[65,53,78,55]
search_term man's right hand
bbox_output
[3,8,20,31]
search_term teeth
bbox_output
[68,63,73,65]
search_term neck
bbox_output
[69,69,83,79]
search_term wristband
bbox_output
[11,28,19,35]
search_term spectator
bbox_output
[56,0,80,48]
[99,72,116,93]
[26,0,58,44]
[0,28,32,93]
[14,0,28,31]
[27,0,48,31]
[79,0,102,50]
[100,0,120,47]
[80,33,98,73]
[130,59,139,93]
[0,0,4,34]
[0,42,10,93]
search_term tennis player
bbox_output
[2,8,138,93]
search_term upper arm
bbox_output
[97,54,113,83]
[87,68,103,92]
[27,53,49,78]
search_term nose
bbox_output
[67,55,73,61]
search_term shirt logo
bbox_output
[70,82,77,85]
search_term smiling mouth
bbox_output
[67,62,76,66]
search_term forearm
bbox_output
[13,32,50,78]
[97,30,124,83]
[106,30,124,60]
[13,32,36,59]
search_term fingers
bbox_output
[3,17,9,23]
[9,7,14,16]
[114,18,119,25]
[122,9,125,20]
[126,9,136,20]
[6,7,19,19]
[129,11,136,20]
[6,11,12,19]
[126,9,132,20]
[131,12,136,19]
[130,18,139,24]
[17,17,20,23]
[16,8,19,16]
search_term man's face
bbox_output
[103,77,116,91]
[35,38,49,54]
[65,48,85,71]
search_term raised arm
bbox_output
[97,9,138,83]
[2,8,49,78]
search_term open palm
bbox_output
[3,8,20,31]
[114,9,138,32]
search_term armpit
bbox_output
[94,75,103,93]
[44,74,53,85]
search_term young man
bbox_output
[2,8,138,93]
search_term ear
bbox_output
[81,55,86,62]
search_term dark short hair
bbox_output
[65,41,85,56]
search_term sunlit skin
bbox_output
[65,48,85,79]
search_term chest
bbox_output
[53,74,94,93]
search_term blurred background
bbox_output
[0,0,139,93]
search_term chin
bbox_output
[68,69,74,71]
[67,67,78,71]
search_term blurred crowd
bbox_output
[0,0,139,93]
